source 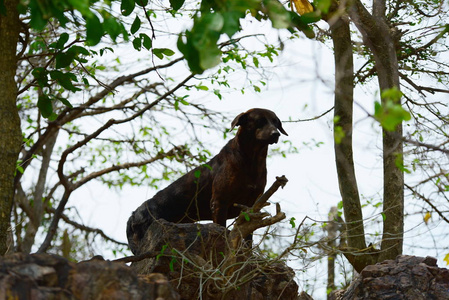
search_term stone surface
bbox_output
[0,252,179,300]
[339,255,449,300]
[131,219,301,300]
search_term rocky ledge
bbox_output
[332,255,449,300]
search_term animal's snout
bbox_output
[271,130,280,139]
[268,129,281,144]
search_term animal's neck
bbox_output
[234,135,268,165]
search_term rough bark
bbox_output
[0,0,22,255]
[348,0,404,261]
[328,12,379,272]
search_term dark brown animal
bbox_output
[126,108,288,254]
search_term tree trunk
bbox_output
[329,12,379,272]
[348,0,404,261]
[21,132,59,253]
[0,0,22,255]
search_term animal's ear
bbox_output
[230,112,248,131]
[277,118,288,136]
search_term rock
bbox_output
[0,252,180,300]
[340,255,449,300]
[298,290,314,299]
[131,219,301,300]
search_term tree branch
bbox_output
[15,57,185,185]
[405,184,449,224]
[45,206,128,246]
[228,176,288,250]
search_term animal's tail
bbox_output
[126,201,154,255]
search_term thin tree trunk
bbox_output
[348,0,404,261]
[326,207,338,298]
[328,12,379,272]
[0,0,22,255]
[21,132,59,253]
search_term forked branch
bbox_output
[228,175,288,251]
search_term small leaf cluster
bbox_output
[172,0,315,74]
[374,88,411,131]
[17,0,129,119]
[19,0,128,46]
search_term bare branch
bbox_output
[405,184,449,224]
[112,250,160,264]
[283,107,334,123]
[15,57,185,184]
[404,138,449,154]
[45,206,128,246]
[228,176,288,250]
[74,146,187,189]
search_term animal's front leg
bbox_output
[211,197,228,227]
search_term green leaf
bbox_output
[69,45,90,56]
[381,86,403,102]
[263,0,291,29]
[55,96,73,108]
[213,89,222,100]
[140,33,152,50]
[395,153,411,174]
[290,12,316,38]
[222,11,244,37]
[104,16,126,42]
[178,12,226,73]
[32,68,49,87]
[253,57,259,68]
[50,70,81,92]
[374,98,411,131]
[121,0,135,16]
[337,200,343,210]
[289,217,296,228]
[28,0,47,30]
[16,164,24,174]
[86,14,104,46]
[156,244,168,261]
[153,48,175,59]
[169,257,176,271]
[55,52,76,69]
[132,37,142,50]
[135,0,148,7]
[205,12,224,31]
[169,0,184,10]
[334,125,345,144]
[67,0,92,17]
[177,33,203,74]
[37,94,53,118]
[242,211,250,221]
[131,15,141,34]
[55,33,70,50]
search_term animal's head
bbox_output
[230,108,288,144]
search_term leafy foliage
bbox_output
[175,0,315,74]
[374,96,411,132]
